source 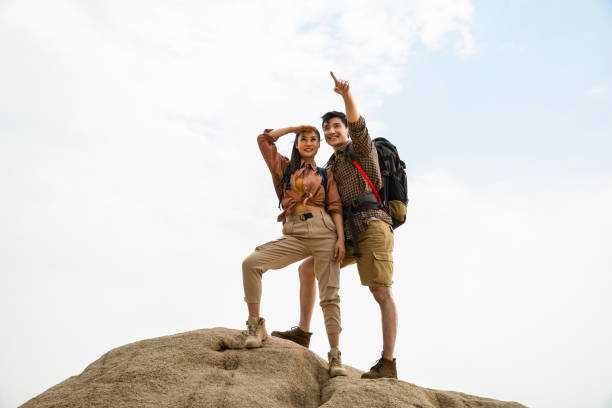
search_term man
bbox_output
[272,72,399,379]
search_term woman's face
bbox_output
[296,130,320,160]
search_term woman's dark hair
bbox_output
[278,128,321,198]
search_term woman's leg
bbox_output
[313,254,342,341]
[300,212,347,376]
[242,233,308,348]
[312,245,346,377]
[247,303,260,319]
[307,216,342,343]
[242,234,309,312]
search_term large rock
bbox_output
[21,328,526,408]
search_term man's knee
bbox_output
[369,286,393,304]
[298,257,316,283]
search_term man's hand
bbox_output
[330,71,359,122]
[334,239,345,264]
[330,71,350,98]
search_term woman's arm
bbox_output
[267,126,295,139]
[268,125,317,139]
[257,130,290,189]
[324,169,345,263]
[331,212,345,264]
[257,125,319,194]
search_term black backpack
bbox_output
[372,137,408,228]
[349,137,408,229]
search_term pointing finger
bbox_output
[330,71,338,84]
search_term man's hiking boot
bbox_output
[328,347,348,377]
[360,354,397,379]
[245,316,267,349]
[270,326,312,348]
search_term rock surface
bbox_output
[21,328,527,408]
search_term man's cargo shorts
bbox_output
[341,220,394,287]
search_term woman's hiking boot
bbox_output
[328,347,348,377]
[360,354,397,379]
[245,316,267,348]
[270,326,312,348]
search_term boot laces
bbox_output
[247,319,258,336]
[370,357,385,371]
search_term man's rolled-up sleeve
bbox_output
[348,116,373,157]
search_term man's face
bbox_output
[323,117,349,149]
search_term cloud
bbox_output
[0,0,477,125]
[2,1,610,407]
[0,1,490,406]
[412,0,476,56]
[587,86,608,96]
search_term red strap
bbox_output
[352,161,387,213]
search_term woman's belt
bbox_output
[284,208,327,223]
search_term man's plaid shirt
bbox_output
[327,116,393,242]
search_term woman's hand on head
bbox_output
[294,125,318,134]
[268,126,317,139]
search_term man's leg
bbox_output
[271,257,317,347]
[350,221,398,379]
[298,257,317,332]
[369,286,398,360]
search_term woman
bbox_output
[242,125,347,377]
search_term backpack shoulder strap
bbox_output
[351,160,384,207]
[318,166,327,191]
[318,167,328,211]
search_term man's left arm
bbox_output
[330,71,372,157]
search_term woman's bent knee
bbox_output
[242,253,263,280]
[242,253,255,272]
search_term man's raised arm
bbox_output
[330,71,370,156]
[330,71,360,122]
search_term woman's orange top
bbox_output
[257,130,343,222]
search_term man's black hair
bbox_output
[321,111,348,128]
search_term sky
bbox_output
[1,1,611,407]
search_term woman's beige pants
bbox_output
[242,210,341,334]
